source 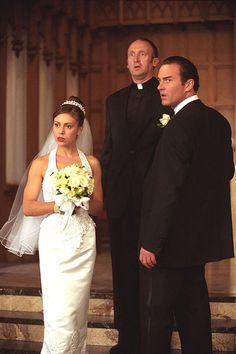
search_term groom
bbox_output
[139,56,235,354]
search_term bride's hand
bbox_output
[139,247,157,269]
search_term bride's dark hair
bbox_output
[53,96,85,127]
[0,94,93,257]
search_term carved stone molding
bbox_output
[41,8,54,66]
[68,21,79,75]
[0,4,8,46]
[55,14,67,70]
[27,2,41,61]
[10,0,27,58]
[11,38,24,58]
[90,0,234,28]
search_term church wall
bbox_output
[0,0,235,262]
[0,0,85,262]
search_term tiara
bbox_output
[61,100,86,115]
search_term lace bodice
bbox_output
[41,149,95,249]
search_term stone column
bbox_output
[232,3,236,252]
[231,171,236,253]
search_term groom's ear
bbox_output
[184,79,194,92]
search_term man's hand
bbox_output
[139,247,157,268]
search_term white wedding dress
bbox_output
[39,149,96,354]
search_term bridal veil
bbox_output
[0,118,93,256]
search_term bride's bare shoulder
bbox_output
[32,154,49,164]
[30,154,50,174]
[86,155,99,165]
[86,155,101,173]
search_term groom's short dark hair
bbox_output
[161,56,200,92]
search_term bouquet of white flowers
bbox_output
[51,163,94,219]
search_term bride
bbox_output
[0,96,103,354]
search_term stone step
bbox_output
[0,341,110,354]
[0,287,235,351]
[0,341,234,354]
[0,288,236,320]
[0,289,114,317]
[0,340,41,353]
[0,311,235,351]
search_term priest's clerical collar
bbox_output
[132,77,157,90]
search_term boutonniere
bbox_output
[157,114,171,128]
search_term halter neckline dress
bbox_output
[39,148,96,354]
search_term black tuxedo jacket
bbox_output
[140,99,235,267]
[101,78,172,218]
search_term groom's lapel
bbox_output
[175,99,201,119]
